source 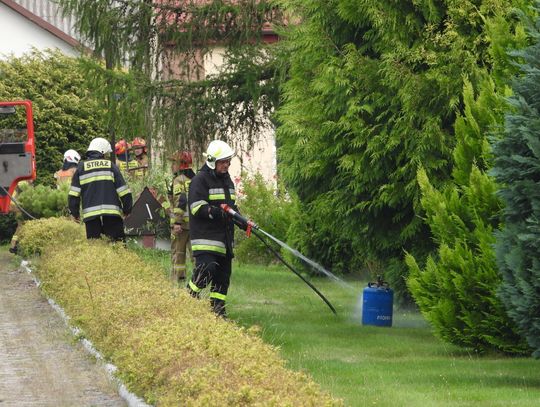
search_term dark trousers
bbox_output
[188,253,232,316]
[84,216,125,241]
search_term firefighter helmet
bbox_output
[115,139,129,155]
[87,137,112,154]
[169,150,193,169]
[63,149,81,164]
[132,137,147,154]
[204,140,234,169]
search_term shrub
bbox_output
[406,77,530,355]
[234,173,300,265]
[18,218,341,406]
[17,217,85,256]
[492,9,540,358]
[15,182,70,219]
[0,50,108,185]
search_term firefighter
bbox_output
[54,149,81,187]
[166,150,195,283]
[68,137,133,241]
[114,139,137,177]
[187,140,242,317]
[131,137,148,178]
[8,179,33,254]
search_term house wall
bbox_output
[158,44,277,186]
[203,47,277,186]
[0,3,79,58]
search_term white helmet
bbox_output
[204,140,235,169]
[87,137,112,154]
[63,149,81,164]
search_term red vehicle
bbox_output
[0,100,36,214]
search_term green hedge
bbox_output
[18,218,340,406]
[0,50,108,185]
[235,173,300,265]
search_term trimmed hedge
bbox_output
[18,218,340,406]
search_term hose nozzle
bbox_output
[220,204,258,236]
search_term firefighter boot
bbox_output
[210,298,227,318]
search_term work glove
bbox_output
[208,205,225,220]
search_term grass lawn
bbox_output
[132,245,540,406]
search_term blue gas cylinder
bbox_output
[362,278,393,327]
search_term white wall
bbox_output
[0,3,79,58]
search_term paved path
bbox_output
[0,249,126,407]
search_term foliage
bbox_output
[0,50,107,185]
[56,0,282,159]
[405,9,531,353]
[492,6,540,358]
[407,164,528,354]
[14,182,71,219]
[18,218,340,406]
[234,172,300,264]
[275,0,527,303]
[17,217,86,256]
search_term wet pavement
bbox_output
[0,249,126,407]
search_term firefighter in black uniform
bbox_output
[68,137,133,241]
[187,140,243,317]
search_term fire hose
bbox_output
[220,204,337,315]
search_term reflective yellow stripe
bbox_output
[80,175,114,185]
[118,188,131,197]
[82,208,122,219]
[173,183,185,195]
[189,280,201,292]
[210,292,227,301]
[209,194,225,200]
[191,204,203,215]
[192,244,226,254]
[68,190,80,197]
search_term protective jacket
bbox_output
[116,153,138,176]
[54,162,78,186]
[188,164,237,257]
[133,154,148,178]
[167,169,195,229]
[68,151,132,221]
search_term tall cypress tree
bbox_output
[492,7,540,358]
[276,0,521,302]
[406,77,529,354]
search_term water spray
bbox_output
[221,204,340,315]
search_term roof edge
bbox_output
[0,0,81,49]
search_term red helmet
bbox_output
[170,150,193,169]
[132,137,147,154]
[115,139,129,155]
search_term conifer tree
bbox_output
[492,7,540,358]
[276,0,525,302]
[405,6,534,353]
[406,76,529,354]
